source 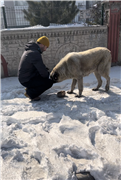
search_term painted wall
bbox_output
[1,26,108,77]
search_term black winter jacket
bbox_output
[18,41,49,83]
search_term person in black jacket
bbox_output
[18,36,54,101]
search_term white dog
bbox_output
[50,47,112,97]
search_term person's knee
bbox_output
[48,80,53,88]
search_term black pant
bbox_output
[21,75,53,99]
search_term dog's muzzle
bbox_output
[50,71,59,82]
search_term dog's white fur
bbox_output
[50,47,111,97]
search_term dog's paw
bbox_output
[105,85,109,91]
[75,95,82,98]
[92,88,98,91]
[67,90,73,94]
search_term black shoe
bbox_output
[24,92,30,98]
[31,97,41,101]
[24,88,40,101]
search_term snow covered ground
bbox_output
[1,66,121,180]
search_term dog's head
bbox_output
[50,71,59,82]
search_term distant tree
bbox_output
[23,1,79,27]
[88,1,102,25]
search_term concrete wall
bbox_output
[1,26,108,77]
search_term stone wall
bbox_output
[1,26,108,77]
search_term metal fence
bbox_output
[1,5,104,29]
[1,6,30,29]
[1,7,5,29]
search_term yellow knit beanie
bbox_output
[37,36,49,47]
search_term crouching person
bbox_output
[18,36,53,101]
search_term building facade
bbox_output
[75,1,99,24]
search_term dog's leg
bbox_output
[67,79,77,94]
[76,76,83,97]
[92,71,102,91]
[102,73,110,91]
